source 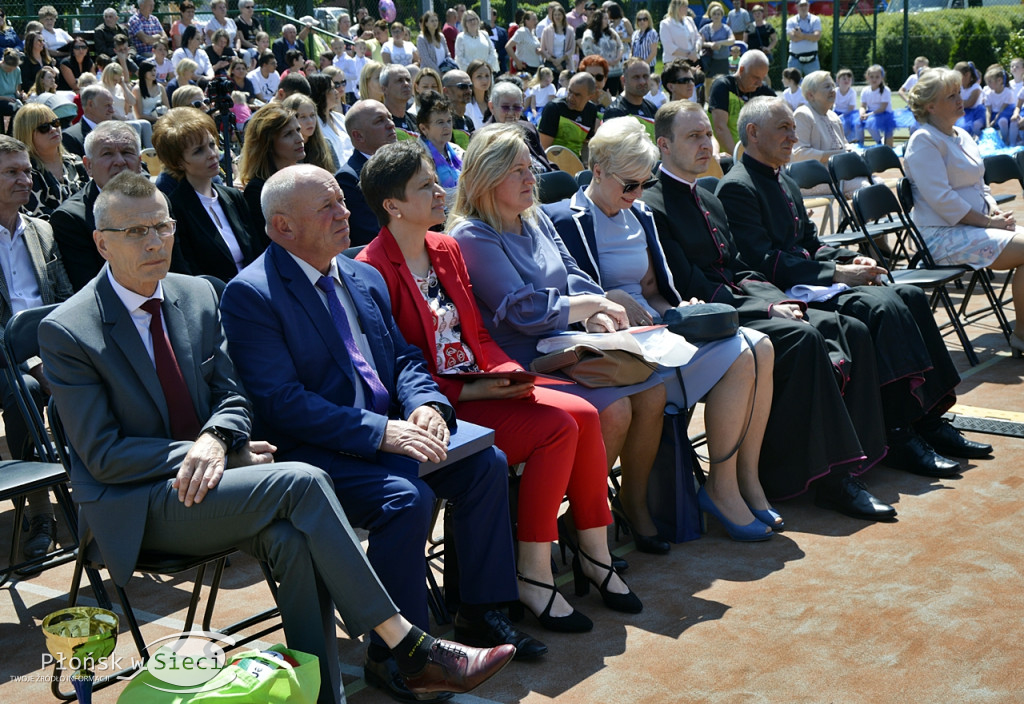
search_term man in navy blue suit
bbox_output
[334,100,397,246]
[221,164,545,702]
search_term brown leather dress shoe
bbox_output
[401,639,515,698]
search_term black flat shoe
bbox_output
[610,496,669,555]
[917,419,993,459]
[509,572,593,633]
[453,609,547,661]
[364,653,453,703]
[815,476,897,521]
[886,429,961,478]
[572,547,643,614]
[557,514,629,572]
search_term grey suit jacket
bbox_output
[0,216,73,328]
[38,269,251,586]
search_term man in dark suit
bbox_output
[220,164,541,702]
[0,136,74,562]
[272,23,308,71]
[51,122,188,291]
[717,97,991,477]
[642,100,895,520]
[39,171,516,704]
[61,85,116,158]
[335,100,397,246]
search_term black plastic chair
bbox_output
[0,305,79,587]
[785,159,840,240]
[575,169,593,187]
[863,144,905,178]
[982,154,1020,206]
[537,169,580,204]
[48,398,282,700]
[696,176,720,192]
[854,183,1000,366]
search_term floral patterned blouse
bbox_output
[413,265,479,373]
[26,153,87,219]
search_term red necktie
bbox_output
[140,298,202,441]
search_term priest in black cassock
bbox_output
[716,96,991,478]
[644,100,893,520]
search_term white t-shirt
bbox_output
[382,40,414,66]
[529,83,557,111]
[42,27,74,53]
[648,89,667,108]
[247,68,280,101]
[204,16,237,45]
[899,73,918,94]
[984,86,1016,114]
[961,84,982,107]
[784,87,807,111]
[860,85,892,114]
[834,86,857,113]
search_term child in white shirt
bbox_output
[782,67,807,112]
[860,64,894,147]
[984,63,1017,146]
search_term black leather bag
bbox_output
[662,303,739,342]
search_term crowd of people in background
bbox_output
[3,2,1022,703]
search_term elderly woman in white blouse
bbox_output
[660,0,702,64]
[792,70,865,196]
[904,67,1024,351]
[455,10,498,72]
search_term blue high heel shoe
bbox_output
[697,487,772,542]
[747,504,785,531]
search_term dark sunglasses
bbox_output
[668,76,694,85]
[588,72,607,81]
[73,44,89,50]
[611,173,658,193]
[333,80,346,88]
[452,82,472,90]
[36,119,61,134]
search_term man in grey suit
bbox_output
[38,172,515,704]
[0,136,75,562]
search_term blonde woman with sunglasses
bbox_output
[12,103,86,218]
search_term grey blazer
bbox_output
[38,270,251,586]
[0,216,73,330]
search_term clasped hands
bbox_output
[835,256,889,286]
[175,434,276,507]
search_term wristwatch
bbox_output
[203,426,246,453]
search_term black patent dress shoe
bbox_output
[453,609,548,661]
[364,653,454,703]
[918,420,993,459]
[816,476,897,521]
[886,429,961,478]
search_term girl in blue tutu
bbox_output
[984,63,1017,146]
[895,57,929,135]
[955,61,985,138]
[834,68,861,145]
[860,64,895,147]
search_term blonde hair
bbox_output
[706,2,727,18]
[170,84,204,107]
[907,67,960,122]
[666,0,690,22]
[281,93,336,172]
[529,66,554,89]
[101,62,123,87]
[588,116,658,173]
[12,103,64,162]
[447,123,536,232]
[359,61,384,103]
[176,58,198,81]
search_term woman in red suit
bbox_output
[358,141,641,634]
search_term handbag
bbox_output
[662,303,739,342]
[646,404,703,543]
[117,644,320,704]
[531,344,656,388]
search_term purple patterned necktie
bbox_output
[316,275,390,415]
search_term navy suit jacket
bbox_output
[219,242,451,478]
[335,151,380,246]
[543,187,682,305]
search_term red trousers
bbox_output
[455,385,612,542]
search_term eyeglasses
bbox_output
[333,80,346,88]
[36,119,61,134]
[100,220,177,240]
[497,103,523,113]
[451,82,472,90]
[611,173,658,194]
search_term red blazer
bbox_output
[358,227,522,405]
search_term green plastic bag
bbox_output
[117,643,319,704]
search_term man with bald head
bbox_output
[708,48,773,156]
[538,71,598,155]
[62,85,117,157]
[220,164,540,701]
[335,100,398,245]
[443,69,476,135]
